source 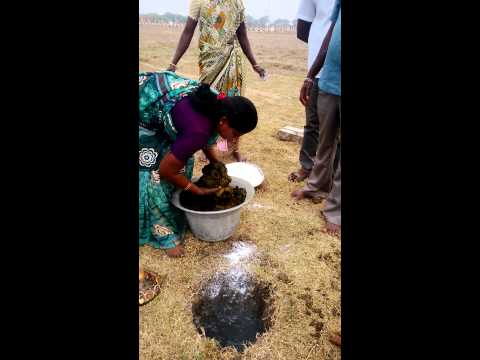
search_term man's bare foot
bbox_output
[165,244,185,258]
[288,168,310,182]
[233,151,247,162]
[291,189,324,203]
[322,218,341,237]
[291,188,307,201]
[329,331,341,346]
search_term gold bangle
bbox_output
[184,182,192,191]
[169,62,177,69]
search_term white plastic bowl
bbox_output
[225,162,265,188]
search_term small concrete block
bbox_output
[277,126,304,143]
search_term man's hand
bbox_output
[299,79,313,106]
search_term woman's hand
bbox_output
[202,146,222,164]
[299,78,314,106]
[253,64,266,79]
[195,186,221,196]
[166,64,177,72]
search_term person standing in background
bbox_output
[288,0,335,188]
[292,0,341,237]
[167,0,265,162]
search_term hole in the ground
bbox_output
[192,269,274,352]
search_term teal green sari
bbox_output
[139,71,218,249]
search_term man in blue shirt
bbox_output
[292,0,341,236]
[288,0,335,183]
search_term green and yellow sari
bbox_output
[197,0,246,97]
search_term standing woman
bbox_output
[167,0,265,162]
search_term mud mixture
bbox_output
[180,162,247,211]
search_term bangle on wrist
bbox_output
[304,77,314,84]
[184,182,192,191]
[169,62,177,69]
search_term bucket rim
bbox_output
[171,176,254,215]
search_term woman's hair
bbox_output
[189,84,258,134]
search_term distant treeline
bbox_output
[139,13,295,27]
[141,13,189,24]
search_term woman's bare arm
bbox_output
[236,22,265,77]
[158,152,219,195]
[167,17,198,71]
[202,146,222,164]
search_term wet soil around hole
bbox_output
[192,270,273,352]
[180,162,246,211]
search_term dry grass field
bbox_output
[139,25,341,360]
